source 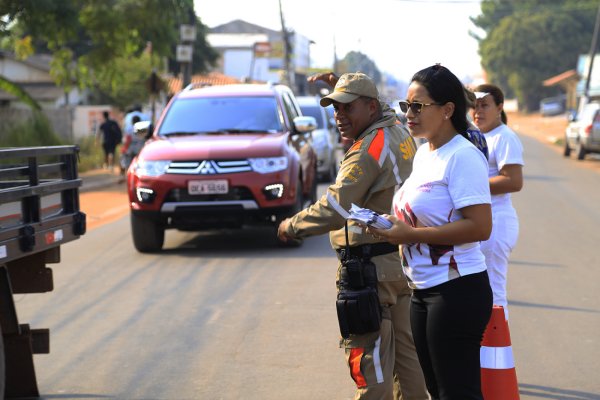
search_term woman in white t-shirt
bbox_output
[370,65,493,400]
[472,84,524,319]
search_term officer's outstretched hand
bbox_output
[307,72,339,88]
[366,214,414,245]
[277,218,295,242]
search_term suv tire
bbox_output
[276,179,304,248]
[131,213,165,252]
[563,138,571,157]
[576,141,586,160]
[305,166,318,207]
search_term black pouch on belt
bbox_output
[335,222,381,339]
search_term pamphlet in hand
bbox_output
[347,203,393,229]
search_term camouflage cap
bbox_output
[320,72,379,107]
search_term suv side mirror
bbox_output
[134,120,152,137]
[293,116,317,134]
[567,111,577,122]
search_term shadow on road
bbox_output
[510,260,564,268]
[519,383,600,399]
[523,174,564,181]
[41,394,114,399]
[509,300,600,314]
[161,227,336,259]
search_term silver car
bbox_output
[297,96,340,181]
[564,101,600,160]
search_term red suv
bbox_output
[127,83,318,252]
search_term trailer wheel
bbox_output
[0,324,5,398]
[131,213,165,253]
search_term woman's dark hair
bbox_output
[411,64,469,136]
[474,83,507,124]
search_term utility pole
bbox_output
[584,2,600,100]
[278,0,293,89]
[177,8,197,89]
[333,34,339,75]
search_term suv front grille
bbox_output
[167,160,251,175]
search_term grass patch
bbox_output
[0,112,63,147]
[0,112,120,173]
[76,135,106,172]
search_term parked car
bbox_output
[564,101,600,160]
[127,83,318,252]
[540,95,566,117]
[296,96,339,181]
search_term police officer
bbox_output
[278,72,428,399]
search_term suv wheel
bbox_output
[276,179,304,247]
[563,138,571,157]
[131,213,165,252]
[305,167,318,207]
[576,141,586,160]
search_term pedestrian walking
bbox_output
[96,111,123,172]
[119,115,140,178]
[369,64,493,400]
[471,83,524,319]
[278,72,428,399]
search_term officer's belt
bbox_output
[335,242,398,261]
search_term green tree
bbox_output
[339,51,382,84]
[473,0,598,111]
[0,0,218,109]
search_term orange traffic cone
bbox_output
[480,305,520,399]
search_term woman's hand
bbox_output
[365,214,414,245]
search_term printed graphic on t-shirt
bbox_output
[396,199,459,278]
[392,135,490,289]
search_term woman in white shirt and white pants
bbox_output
[471,84,524,320]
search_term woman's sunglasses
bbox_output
[398,101,442,114]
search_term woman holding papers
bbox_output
[369,64,493,400]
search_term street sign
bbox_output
[254,42,272,57]
[180,25,197,42]
[176,45,193,62]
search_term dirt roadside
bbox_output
[506,111,568,151]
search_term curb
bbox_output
[79,171,123,193]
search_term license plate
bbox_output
[188,180,228,195]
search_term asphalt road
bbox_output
[13,133,600,400]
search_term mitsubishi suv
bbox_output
[126,83,318,252]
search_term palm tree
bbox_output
[0,75,41,110]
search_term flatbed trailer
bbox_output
[0,146,86,399]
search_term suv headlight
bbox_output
[135,160,170,177]
[249,157,288,174]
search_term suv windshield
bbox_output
[299,105,325,129]
[158,96,282,135]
